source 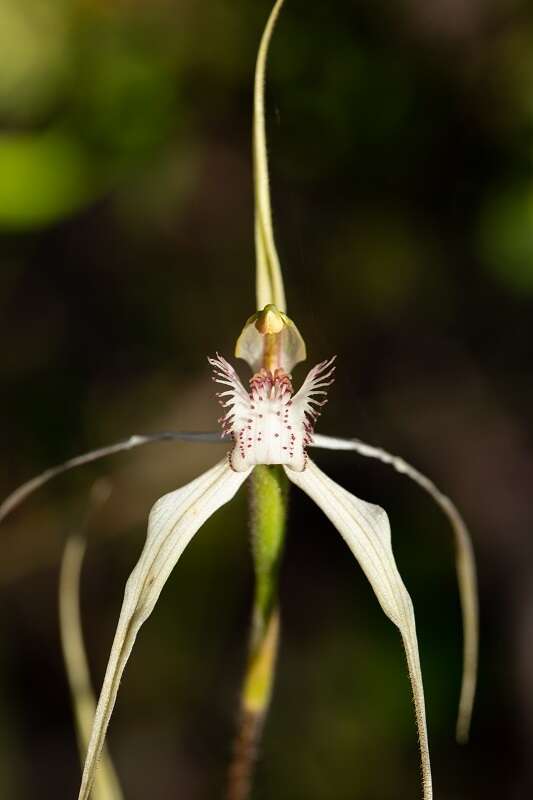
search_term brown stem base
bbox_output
[226,708,265,800]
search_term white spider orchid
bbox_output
[0,301,477,800]
[0,2,478,799]
[73,303,475,800]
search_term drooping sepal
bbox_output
[284,458,433,800]
[310,431,478,743]
[77,459,251,800]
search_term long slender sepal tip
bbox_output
[77,459,251,800]
[285,459,433,799]
[0,431,224,524]
[311,432,479,743]
[253,0,287,312]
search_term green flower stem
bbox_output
[227,466,288,800]
[249,465,287,647]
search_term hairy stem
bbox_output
[226,466,287,800]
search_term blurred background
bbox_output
[1,0,532,797]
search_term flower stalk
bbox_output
[228,608,279,800]
[249,465,287,643]
[227,463,284,800]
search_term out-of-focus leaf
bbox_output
[73,38,175,158]
[0,0,72,121]
[479,182,533,293]
[0,131,94,230]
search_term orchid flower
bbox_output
[0,2,478,799]
[71,309,436,800]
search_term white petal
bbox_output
[311,432,478,743]
[285,459,432,800]
[78,458,251,800]
[289,356,336,433]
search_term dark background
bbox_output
[1,0,532,797]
